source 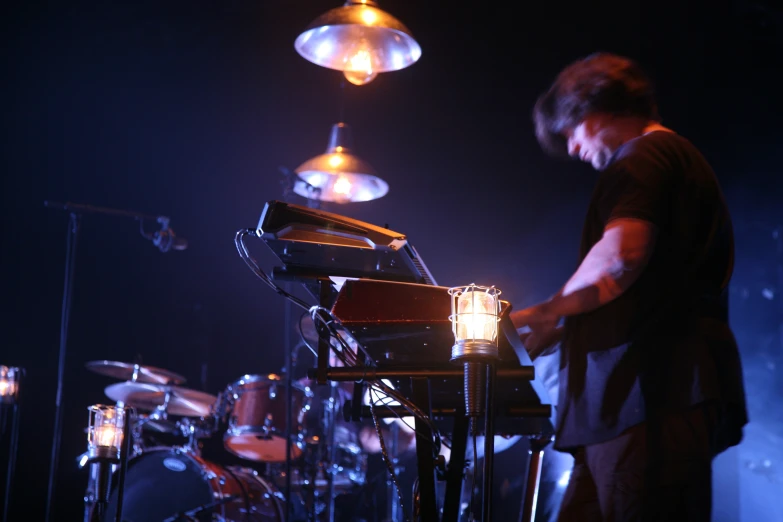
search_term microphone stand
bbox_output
[44,209,80,522]
[42,201,183,522]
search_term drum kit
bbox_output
[80,360,369,522]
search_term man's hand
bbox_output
[519,325,563,359]
[510,303,563,359]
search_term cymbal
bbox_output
[86,360,186,385]
[104,382,216,417]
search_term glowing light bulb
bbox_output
[333,177,352,195]
[0,379,9,397]
[95,423,120,447]
[343,46,378,86]
[87,405,126,454]
[344,69,378,86]
[456,290,498,342]
[347,48,373,72]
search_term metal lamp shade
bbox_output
[294,1,421,74]
[294,123,388,203]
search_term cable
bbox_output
[234,229,311,311]
[369,381,442,458]
[297,307,445,456]
[296,311,319,358]
[302,306,444,453]
[307,306,366,365]
[371,393,449,450]
[370,388,409,522]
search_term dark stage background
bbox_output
[2,1,782,521]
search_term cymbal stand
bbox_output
[129,411,145,457]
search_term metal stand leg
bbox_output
[113,407,133,522]
[386,422,401,522]
[284,283,294,522]
[481,363,496,522]
[311,278,335,522]
[2,399,21,522]
[324,382,337,522]
[411,378,438,522]
[518,437,549,522]
[46,212,81,522]
[442,411,469,522]
[83,463,96,522]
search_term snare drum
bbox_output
[223,374,312,462]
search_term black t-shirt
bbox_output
[554,131,748,452]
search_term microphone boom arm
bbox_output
[44,201,187,252]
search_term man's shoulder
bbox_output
[619,130,698,160]
[607,131,704,176]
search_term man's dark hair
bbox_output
[532,52,660,157]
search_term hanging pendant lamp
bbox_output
[294,0,421,85]
[294,122,389,203]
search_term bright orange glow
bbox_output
[360,8,377,25]
[344,69,378,85]
[328,155,344,168]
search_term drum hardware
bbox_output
[270,440,367,496]
[101,381,219,462]
[177,415,219,456]
[136,411,180,435]
[124,411,220,458]
[161,493,241,522]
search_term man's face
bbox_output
[564,113,619,171]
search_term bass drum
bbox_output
[103,447,284,522]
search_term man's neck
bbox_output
[641,122,674,136]
[612,120,673,152]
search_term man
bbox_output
[510,53,748,522]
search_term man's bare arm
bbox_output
[541,218,657,318]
